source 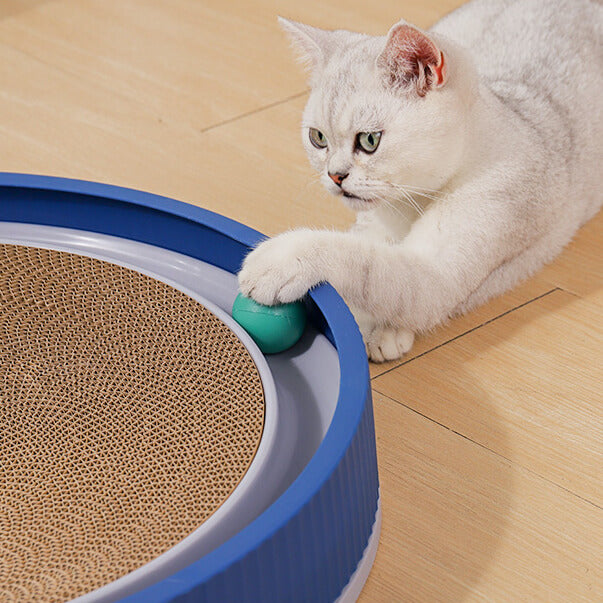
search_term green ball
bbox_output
[231,293,307,354]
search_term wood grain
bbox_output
[360,393,602,602]
[374,289,603,506]
[369,276,556,379]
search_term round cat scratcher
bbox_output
[0,173,380,603]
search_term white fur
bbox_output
[239,0,602,362]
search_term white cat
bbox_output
[238,0,602,362]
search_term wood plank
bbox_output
[359,393,601,602]
[373,290,603,505]
[538,211,603,297]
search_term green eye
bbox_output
[309,128,328,149]
[356,131,382,153]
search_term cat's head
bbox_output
[280,18,476,212]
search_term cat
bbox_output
[238,0,602,362]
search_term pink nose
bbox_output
[328,172,348,187]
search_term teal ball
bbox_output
[231,293,307,354]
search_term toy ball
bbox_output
[232,293,306,354]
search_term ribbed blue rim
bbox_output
[0,173,374,601]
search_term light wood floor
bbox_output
[1,1,600,601]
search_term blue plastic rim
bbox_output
[0,173,378,603]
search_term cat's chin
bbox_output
[340,191,376,211]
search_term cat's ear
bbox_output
[278,17,331,72]
[377,21,447,96]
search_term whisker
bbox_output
[387,181,446,200]
[383,184,425,215]
[373,189,423,218]
[405,190,445,203]
[399,188,425,215]
[349,178,426,218]
[407,191,442,204]
[399,183,446,196]
[384,181,450,213]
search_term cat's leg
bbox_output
[348,212,416,361]
[236,222,486,338]
[238,227,431,365]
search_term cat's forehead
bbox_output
[303,37,392,135]
[305,73,390,136]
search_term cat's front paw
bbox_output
[238,232,322,305]
[365,325,415,363]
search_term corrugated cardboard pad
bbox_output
[0,244,265,602]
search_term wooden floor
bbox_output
[1,0,600,600]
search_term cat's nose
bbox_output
[328,172,348,187]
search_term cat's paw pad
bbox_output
[366,326,415,363]
[238,234,320,306]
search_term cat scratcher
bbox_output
[0,173,380,603]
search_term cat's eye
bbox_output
[356,131,382,154]
[309,128,328,149]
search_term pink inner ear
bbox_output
[381,24,446,91]
[390,25,439,64]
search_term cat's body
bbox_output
[238,0,602,362]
